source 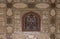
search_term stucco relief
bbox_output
[0,0,60,39]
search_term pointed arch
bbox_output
[22,11,41,31]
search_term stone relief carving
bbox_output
[0,0,60,39]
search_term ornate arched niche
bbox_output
[22,11,41,31]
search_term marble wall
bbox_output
[0,0,60,39]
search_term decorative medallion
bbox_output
[7,8,13,16]
[7,0,12,3]
[7,26,13,33]
[36,3,49,8]
[13,3,27,8]
[50,9,56,16]
[50,26,56,33]
[0,3,6,8]
[51,0,55,3]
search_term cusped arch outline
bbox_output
[22,11,41,31]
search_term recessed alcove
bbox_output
[22,11,41,31]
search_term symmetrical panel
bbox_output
[0,0,60,39]
[22,12,40,31]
